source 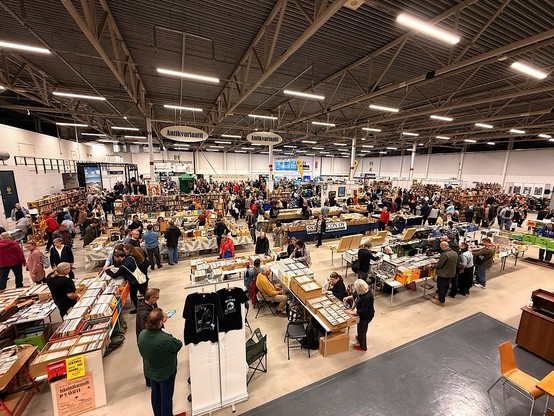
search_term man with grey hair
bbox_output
[431,241,458,307]
[254,232,270,256]
[0,232,26,289]
[46,262,79,317]
[255,265,287,317]
[10,203,28,222]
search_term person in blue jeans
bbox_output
[471,238,495,289]
[143,224,162,270]
[138,308,185,416]
[164,221,181,265]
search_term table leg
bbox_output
[514,252,520,266]
[0,399,13,416]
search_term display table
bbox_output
[288,222,377,241]
[0,346,40,416]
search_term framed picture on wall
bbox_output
[523,186,531,195]
[513,186,521,194]
[534,187,543,196]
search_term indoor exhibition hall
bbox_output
[0,1,553,416]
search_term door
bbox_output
[0,171,20,220]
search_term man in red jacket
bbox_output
[44,211,59,251]
[0,232,26,290]
[378,206,390,231]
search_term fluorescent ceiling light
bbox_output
[214,141,231,144]
[0,86,5,90]
[174,144,190,147]
[418,143,424,146]
[402,132,419,137]
[396,13,460,45]
[379,151,387,154]
[273,149,282,152]
[163,104,203,112]
[360,150,371,153]
[510,62,548,80]
[283,90,324,100]
[132,142,146,145]
[509,129,526,134]
[82,133,106,137]
[56,122,88,127]
[319,151,330,154]
[124,135,147,139]
[386,147,397,150]
[83,142,104,147]
[464,139,477,143]
[283,145,297,148]
[487,142,495,145]
[550,139,554,142]
[538,134,552,139]
[369,104,399,113]
[210,145,224,148]
[53,92,105,101]
[235,150,247,153]
[252,143,263,146]
[362,127,382,132]
[98,139,119,143]
[302,140,317,144]
[112,126,139,131]
[261,151,269,154]
[361,145,374,148]
[241,147,255,150]
[284,152,294,155]
[334,143,347,146]
[475,123,493,129]
[430,115,453,122]
[221,134,241,138]
[297,150,307,153]
[313,147,325,150]
[0,40,50,54]
[248,114,278,120]
[436,136,450,140]
[206,149,220,152]
[312,121,336,127]
[305,153,316,156]
[157,68,219,83]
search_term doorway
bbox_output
[0,171,20,220]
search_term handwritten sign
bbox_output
[65,355,86,380]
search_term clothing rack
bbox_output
[183,279,248,415]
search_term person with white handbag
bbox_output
[106,249,148,314]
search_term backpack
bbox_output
[41,252,50,269]
[504,209,512,218]
[249,278,258,305]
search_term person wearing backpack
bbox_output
[25,240,46,284]
[500,206,514,231]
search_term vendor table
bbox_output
[0,346,40,416]
[288,222,377,242]
[371,214,423,227]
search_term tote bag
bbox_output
[123,257,148,284]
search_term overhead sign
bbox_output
[246,132,283,145]
[275,159,309,172]
[161,125,208,142]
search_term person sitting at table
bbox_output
[328,272,348,301]
[353,242,380,283]
[254,232,270,256]
[290,240,311,267]
[219,233,235,259]
[537,222,554,262]
[390,214,406,235]
[255,265,287,317]
[46,263,79,318]
[286,236,298,257]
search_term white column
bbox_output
[408,142,416,180]
[74,126,81,160]
[223,151,227,174]
[349,137,356,180]
[457,149,465,180]
[424,146,432,179]
[399,150,404,178]
[377,156,382,177]
[249,152,252,178]
[501,149,511,188]
[268,145,274,192]
[146,117,154,180]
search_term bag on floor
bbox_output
[300,323,320,350]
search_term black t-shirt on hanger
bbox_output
[183,292,224,345]
[217,288,248,333]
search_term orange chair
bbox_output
[487,341,547,416]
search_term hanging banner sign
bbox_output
[161,126,208,142]
[246,132,283,145]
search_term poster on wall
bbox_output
[83,166,102,194]
[513,185,521,194]
[534,187,543,196]
[523,186,531,195]
[147,181,161,196]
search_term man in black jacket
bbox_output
[315,214,326,247]
[213,218,230,258]
[164,221,181,265]
[128,215,144,238]
[355,241,380,282]
[254,232,270,256]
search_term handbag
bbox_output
[122,257,148,285]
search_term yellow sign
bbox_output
[295,158,303,178]
[65,355,86,380]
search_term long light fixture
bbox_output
[124,135,147,139]
[379,151,387,154]
[283,90,325,100]
[509,129,526,134]
[112,126,139,131]
[164,104,203,112]
[334,143,347,146]
[241,147,255,150]
[510,62,548,80]
[0,86,4,90]
[98,139,119,143]
[132,141,146,145]
[284,152,294,155]
[0,40,51,54]
[156,68,219,84]
[305,153,316,156]
[214,141,231,144]
[283,145,296,148]
[313,147,324,150]
[273,149,282,152]
[550,139,554,143]
[386,147,398,150]
[53,92,106,101]
[82,133,106,137]
[361,145,374,148]
[312,121,336,127]
[538,134,552,139]
[487,142,496,145]
[369,104,399,113]
[430,115,453,122]
[210,145,224,148]
[360,150,371,153]
[235,150,247,153]
[221,134,242,138]
[464,139,477,143]
[302,140,317,144]
[436,136,450,140]
[56,122,88,127]
[206,149,220,152]
[402,132,419,137]
[475,123,493,129]
[320,151,330,154]
[297,150,308,153]
[83,142,104,147]
[261,151,270,154]
[396,13,460,45]
[248,114,278,120]
[362,127,382,132]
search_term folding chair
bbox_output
[246,328,267,385]
[244,300,252,333]
[255,292,276,318]
[284,320,311,360]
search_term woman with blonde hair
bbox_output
[344,279,375,352]
[124,243,150,278]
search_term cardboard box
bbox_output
[14,325,52,350]
[318,332,349,357]
[295,281,323,304]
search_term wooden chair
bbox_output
[487,341,547,416]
